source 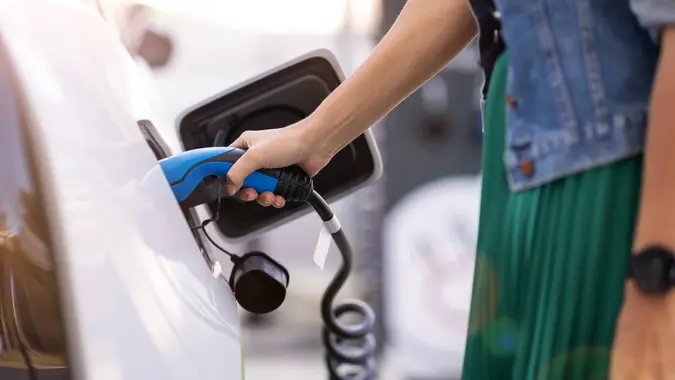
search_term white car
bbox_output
[0,0,381,379]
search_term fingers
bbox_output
[226,149,262,195]
[273,195,286,208]
[256,192,285,208]
[229,132,251,150]
[235,189,286,208]
[227,132,259,194]
[234,188,257,201]
[225,130,286,207]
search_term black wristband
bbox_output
[628,245,675,294]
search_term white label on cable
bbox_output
[313,225,332,270]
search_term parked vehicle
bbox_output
[0,0,381,379]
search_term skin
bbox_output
[228,1,675,377]
[226,0,478,207]
[611,26,675,380]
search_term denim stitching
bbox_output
[505,111,646,191]
[532,0,577,132]
[507,146,643,192]
[507,110,644,162]
[576,0,610,123]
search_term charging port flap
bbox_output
[176,49,382,240]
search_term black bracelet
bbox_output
[629,245,675,294]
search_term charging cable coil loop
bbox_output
[307,192,377,380]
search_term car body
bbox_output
[0,0,245,379]
[0,1,383,379]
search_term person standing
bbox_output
[225,0,675,378]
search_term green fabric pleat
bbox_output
[461,52,643,380]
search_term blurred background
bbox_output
[104,0,484,378]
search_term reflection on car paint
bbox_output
[0,34,71,376]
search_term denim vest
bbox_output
[471,0,674,192]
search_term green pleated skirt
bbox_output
[461,53,643,379]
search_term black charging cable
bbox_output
[306,192,377,380]
[206,105,377,379]
[188,184,244,273]
[187,135,249,271]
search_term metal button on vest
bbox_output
[506,94,517,108]
[519,158,534,177]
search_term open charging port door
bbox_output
[177,49,382,240]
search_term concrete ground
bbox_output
[244,350,405,380]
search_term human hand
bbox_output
[610,280,675,380]
[226,118,333,208]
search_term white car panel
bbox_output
[0,1,243,379]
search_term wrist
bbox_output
[299,111,345,160]
[629,245,675,294]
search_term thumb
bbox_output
[226,149,262,195]
[229,132,252,150]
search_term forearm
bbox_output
[633,26,675,252]
[307,0,477,157]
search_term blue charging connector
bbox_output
[158,146,376,380]
[159,147,313,208]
